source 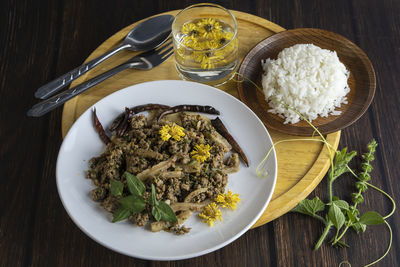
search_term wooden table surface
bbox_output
[1,0,399,266]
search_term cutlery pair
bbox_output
[28,41,173,117]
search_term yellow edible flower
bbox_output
[181,22,198,36]
[196,17,222,39]
[215,190,241,210]
[159,123,185,141]
[190,144,212,162]
[199,202,222,226]
[159,124,171,141]
[179,18,236,70]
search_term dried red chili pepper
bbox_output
[93,107,110,144]
[211,117,249,167]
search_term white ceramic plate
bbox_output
[56,80,277,260]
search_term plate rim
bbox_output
[237,27,376,136]
[56,80,278,260]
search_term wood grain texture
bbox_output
[238,28,376,136]
[1,0,400,266]
[60,10,340,228]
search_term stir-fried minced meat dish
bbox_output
[87,108,240,234]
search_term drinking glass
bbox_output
[172,3,239,86]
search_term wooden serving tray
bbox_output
[61,10,340,228]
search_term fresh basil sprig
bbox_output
[111,172,147,223]
[292,140,391,252]
[110,172,177,224]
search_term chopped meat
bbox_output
[91,187,107,202]
[130,212,149,227]
[170,225,191,235]
[87,110,241,235]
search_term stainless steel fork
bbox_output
[27,41,173,117]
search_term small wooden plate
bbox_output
[237,28,376,136]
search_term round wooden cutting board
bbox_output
[61,10,340,228]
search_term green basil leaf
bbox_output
[112,206,131,223]
[125,172,146,196]
[152,206,162,221]
[156,201,178,223]
[332,148,357,180]
[349,206,360,217]
[345,151,357,162]
[346,210,357,223]
[118,195,146,213]
[291,204,309,215]
[110,179,124,197]
[150,184,158,206]
[359,211,384,225]
[352,222,367,234]
[328,203,345,230]
[291,197,325,216]
[332,200,349,211]
[352,192,364,204]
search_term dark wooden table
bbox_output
[1,0,399,266]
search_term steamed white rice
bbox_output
[261,44,350,124]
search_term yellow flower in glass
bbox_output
[181,22,199,48]
[215,190,241,210]
[197,18,222,39]
[199,202,222,226]
[198,53,214,70]
[159,123,185,141]
[179,18,235,70]
[190,144,212,162]
[181,22,198,36]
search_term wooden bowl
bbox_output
[237,28,376,136]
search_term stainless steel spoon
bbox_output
[34,14,174,99]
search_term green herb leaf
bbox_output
[118,195,146,213]
[152,202,178,223]
[110,179,124,197]
[112,206,132,223]
[150,184,158,206]
[291,197,325,216]
[352,222,367,234]
[332,148,357,180]
[352,192,364,204]
[328,203,345,230]
[152,206,162,221]
[359,211,385,225]
[125,172,146,196]
[332,200,349,211]
[346,210,357,223]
